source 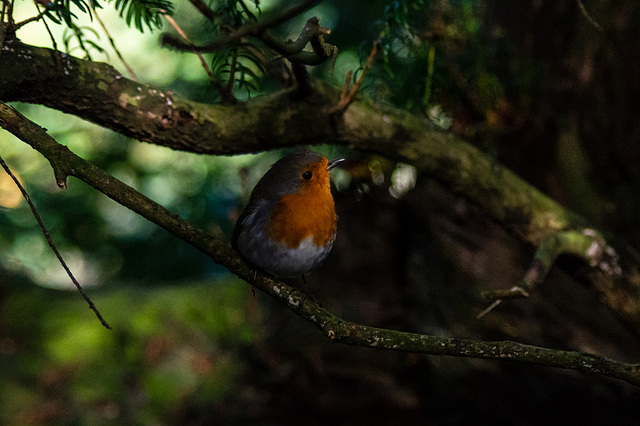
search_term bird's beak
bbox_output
[327,158,345,171]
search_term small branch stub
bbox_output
[480,229,622,317]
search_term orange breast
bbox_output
[267,184,337,249]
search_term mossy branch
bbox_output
[1,101,639,387]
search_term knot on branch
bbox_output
[581,229,622,275]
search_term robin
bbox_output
[232,150,344,278]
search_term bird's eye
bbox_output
[302,171,313,180]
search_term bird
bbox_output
[232,150,344,278]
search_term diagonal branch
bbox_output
[0,151,110,329]
[1,101,639,387]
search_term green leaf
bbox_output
[113,0,174,32]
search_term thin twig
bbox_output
[423,43,436,107]
[162,11,236,103]
[35,3,58,54]
[576,0,603,32]
[88,1,138,81]
[338,70,353,101]
[476,299,502,319]
[12,10,46,31]
[225,48,238,93]
[332,40,378,112]
[163,12,214,81]
[0,22,7,59]
[0,154,111,329]
[1,0,14,26]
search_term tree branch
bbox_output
[162,0,325,53]
[1,101,639,387]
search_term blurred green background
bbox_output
[2,0,640,424]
